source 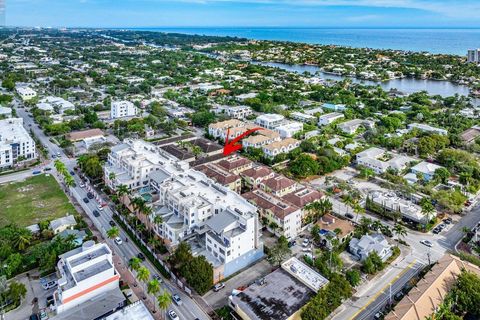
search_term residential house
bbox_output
[408,161,444,182]
[260,174,297,197]
[16,86,37,101]
[274,121,304,138]
[460,126,480,144]
[0,118,37,168]
[318,112,345,126]
[49,215,77,235]
[262,138,300,158]
[356,147,415,174]
[338,119,375,135]
[0,107,12,118]
[208,119,245,139]
[215,156,253,175]
[408,123,448,136]
[240,165,275,189]
[255,114,286,129]
[349,233,392,262]
[323,103,347,112]
[316,214,355,246]
[290,112,316,123]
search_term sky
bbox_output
[6,0,480,28]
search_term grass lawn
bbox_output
[0,174,76,227]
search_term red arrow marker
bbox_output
[223,127,264,156]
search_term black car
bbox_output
[109,220,115,227]
[70,171,75,175]
[443,218,453,224]
[87,192,94,199]
[30,314,39,320]
[83,198,89,203]
[432,228,440,234]
[345,213,355,219]
[137,252,146,261]
[46,295,54,307]
[93,210,100,217]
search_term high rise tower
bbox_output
[0,0,4,27]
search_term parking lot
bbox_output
[5,272,57,320]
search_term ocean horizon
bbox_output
[126,27,480,55]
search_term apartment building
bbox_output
[213,105,253,119]
[0,118,37,168]
[290,111,316,123]
[274,121,304,138]
[255,114,286,129]
[195,162,242,193]
[148,167,263,281]
[208,119,245,139]
[408,123,448,136]
[38,96,75,114]
[260,174,297,197]
[54,242,124,317]
[16,86,37,101]
[104,139,188,190]
[110,100,138,119]
[243,189,302,239]
[467,48,480,63]
[318,112,345,126]
[356,147,415,174]
[338,119,375,135]
[262,138,300,158]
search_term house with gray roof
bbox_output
[50,215,77,235]
[349,233,392,262]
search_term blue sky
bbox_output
[6,0,480,28]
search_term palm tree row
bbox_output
[54,159,75,189]
[128,257,172,317]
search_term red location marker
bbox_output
[223,127,264,156]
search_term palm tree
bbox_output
[148,236,162,255]
[108,172,116,182]
[13,231,32,251]
[393,224,408,239]
[137,266,150,299]
[147,279,161,313]
[128,257,141,272]
[117,184,130,201]
[157,290,172,319]
[371,220,383,231]
[106,227,120,240]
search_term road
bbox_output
[15,102,210,320]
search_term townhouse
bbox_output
[260,174,297,197]
[195,162,242,193]
[262,138,300,158]
[240,165,275,189]
[208,119,245,139]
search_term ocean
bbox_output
[134,27,480,55]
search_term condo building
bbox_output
[0,118,37,168]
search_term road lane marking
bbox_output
[349,260,417,320]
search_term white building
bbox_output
[148,162,263,282]
[408,161,444,182]
[0,118,37,168]
[368,191,427,224]
[104,139,188,190]
[356,147,415,174]
[338,119,375,135]
[408,123,448,136]
[255,114,286,129]
[290,112,316,123]
[208,119,245,139]
[16,86,37,101]
[318,112,345,126]
[213,105,253,119]
[54,242,123,315]
[262,138,300,158]
[38,96,75,114]
[275,121,304,138]
[111,101,138,119]
[0,107,12,118]
[467,49,480,63]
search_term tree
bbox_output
[267,236,291,267]
[137,266,150,297]
[191,111,215,127]
[362,252,384,274]
[179,255,213,295]
[289,154,319,178]
[1,78,15,91]
[128,257,141,272]
[420,198,436,222]
[106,227,120,240]
[358,166,375,179]
[157,290,172,319]
[450,270,480,317]
[7,280,27,304]
[434,167,450,184]
[393,224,408,239]
[12,229,32,251]
[147,279,161,313]
[345,269,361,287]
[170,242,192,269]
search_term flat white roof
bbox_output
[282,257,329,292]
[104,301,154,320]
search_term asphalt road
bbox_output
[15,102,210,320]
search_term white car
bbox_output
[168,310,179,320]
[302,239,309,247]
[114,237,123,245]
[420,240,433,247]
[42,280,57,290]
[97,204,104,211]
[79,182,85,188]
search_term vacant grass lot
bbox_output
[0,174,76,227]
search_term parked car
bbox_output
[172,294,182,305]
[44,167,52,172]
[79,182,85,188]
[443,218,453,224]
[56,152,61,157]
[46,295,55,307]
[432,228,440,234]
[92,210,100,217]
[302,239,309,247]
[373,311,384,320]
[168,310,179,320]
[109,220,115,227]
[420,240,433,247]
[137,252,146,261]
[32,170,42,175]
[42,280,57,290]
[153,274,162,282]
[29,314,39,320]
[394,291,404,301]
[69,171,75,175]
[213,282,225,292]
[287,240,296,248]
[83,198,89,204]
[345,213,355,220]
[97,204,104,211]
[87,192,94,199]
[114,237,123,245]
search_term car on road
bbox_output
[137,252,146,261]
[92,210,100,217]
[432,227,441,234]
[109,220,115,227]
[373,311,384,320]
[57,152,61,157]
[83,198,89,203]
[287,240,296,248]
[153,274,162,282]
[51,154,56,159]
[29,314,39,320]
[97,204,104,211]
[168,310,179,320]
[302,248,312,253]
[420,239,433,247]
[213,282,225,292]
[79,182,85,188]
[42,280,57,290]
[345,213,355,220]
[44,167,52,172]
[70,171,75,175]
[172,293,182,305]
[87,192,94,199]
[114,237,123,245]
[32,170,42,175]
